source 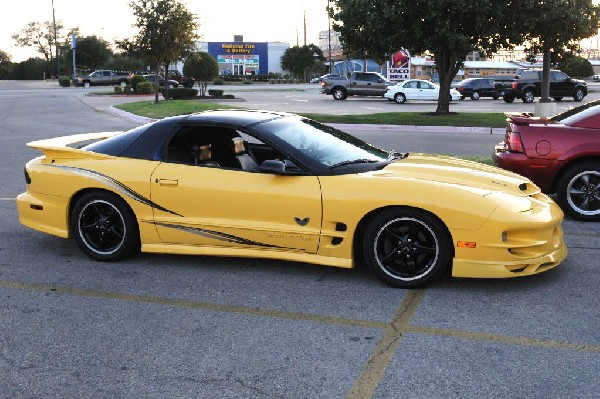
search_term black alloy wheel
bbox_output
[363,209,451,288]
[71,191,140,261]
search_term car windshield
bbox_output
[256,117,389,168]
[551,99,600,123]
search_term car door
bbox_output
[417,81,438,100]
[550,71,571,97]
[150,162,322,253]
[350,73,371,95]
[400,80,420,100]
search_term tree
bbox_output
[66,35,113,72]
[558,55,594,79]
[281,44,325,81]
[509,0,600,102]
[11,21,76,78]
[183,51,218,96]
[0,50,12,79]
[125,0,199,103]
[331,0,516,113]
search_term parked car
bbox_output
[453,78,499,100]
[495,69,587,103]
[16,110,566,288]
[168,70,196,88]
[493,100,600,221]
[143,74,179,88]
[74,70,130,87]
[321,72,394,100]
[310,73,344,83]
[384,79,461,103]
[592,74,600,82]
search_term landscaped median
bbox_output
[114,99,507,127]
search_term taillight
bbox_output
[511,82,519,89]
[506,131,524,153]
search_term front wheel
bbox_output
[363,208,452,288]
[394,92,406,104]
[470,91,480,100]
[71,191,140,261]
[556,162,600,221]
[573,88,585,102]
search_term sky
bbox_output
[1,0,331,62]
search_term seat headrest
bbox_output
[232,137,245,154]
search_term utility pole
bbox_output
[327,1,332,73]
[303,10,307,46]
[51,0,60,78]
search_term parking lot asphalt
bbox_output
[0,81,598,398]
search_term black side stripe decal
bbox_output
[47,164,182,216]
[153,221,287,249]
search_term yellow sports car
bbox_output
[17,110,567,287]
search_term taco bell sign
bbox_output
[387,49,411,81]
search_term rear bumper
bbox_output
[16,191,70,239]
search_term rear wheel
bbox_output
[394,93,406,104]
[503,95,515,103]
[522,89,535,103]
[470,91,480,100]
[333,88,347,100]
[71,191,140,261]
[362,208,452,288]
[556,162,600,221]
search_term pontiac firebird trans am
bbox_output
[17,110,567,287]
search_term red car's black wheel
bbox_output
[363,208,452,288]
[71,191,140,261]
[556,162,600,222]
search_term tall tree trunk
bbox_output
[434,48,461,114]
[154,62,160,104]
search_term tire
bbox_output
[470,91,480,100]
[120,80,127,88]
[84,81,90,89]
[332,88,347,100]
[522,89,535,103]
[503,95,515,103]
[362,208,452,288]
[71,191,140,261]
[553,97,563,102]
[492,95,499,100]
[394,93,406,104]
[573,88,585,102]
[459,96,465,100]
[168,83,175,89]
[556,162,600,222]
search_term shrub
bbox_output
[208,89,224,97]
[124,85,132,93]
[130,74,146,92]
[58,76,71,87]
[213,78,225,85]
[160,87,198,99]
[136,81,154,94]
[113,85,122,94]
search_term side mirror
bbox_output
[259,159,304,175]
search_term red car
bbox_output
[493,100,600,221]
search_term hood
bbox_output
[376,153,539,197]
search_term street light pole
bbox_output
[327,1,333,73]
[51,0,60,78]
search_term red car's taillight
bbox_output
[506,131,524,153]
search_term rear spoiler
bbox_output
[27,131,121,160]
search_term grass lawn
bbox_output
[115,99,506,127]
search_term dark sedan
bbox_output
[493,100,600,221]
[453,78,499,100]
[143,74,179,88]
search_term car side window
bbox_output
[551,71,568,81]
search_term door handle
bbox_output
[155,178,178,187]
